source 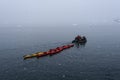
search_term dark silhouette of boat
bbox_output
[72,36,87,44]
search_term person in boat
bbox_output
[72,35,87,43]
[75,35,82,42]
[72,35,82,43]
[81,36,87,43]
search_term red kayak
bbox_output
[37,44,74,58]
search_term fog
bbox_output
[0,0,120,26]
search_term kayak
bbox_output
[23,52,44,60]
[37,44,74,58]
[23,44,74,60]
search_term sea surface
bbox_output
[0,24,120,80]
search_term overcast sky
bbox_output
[0,0,120,26]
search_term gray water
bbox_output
[0,24,120,80]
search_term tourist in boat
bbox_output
[81,36,87,42]
[75,35,82,42]
[72,35,87,43]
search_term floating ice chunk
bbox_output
[72,24,78,26]
[23,67,27,70]
[62,75,66,78]
[58,63,62,66]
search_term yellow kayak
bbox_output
[23,52,44,60]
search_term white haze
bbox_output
[0,0,120,26]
